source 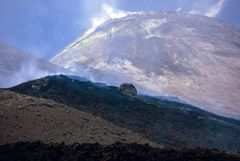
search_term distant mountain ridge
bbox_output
[9,75,240,151]
[0,43,65,88]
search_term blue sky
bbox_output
[0,0,239,59]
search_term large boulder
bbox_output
[120,83,137,96]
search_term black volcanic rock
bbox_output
[0,141,240,161]
[9,75,240,151]
[120,83,137,96]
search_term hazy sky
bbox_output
[0,0,239,59]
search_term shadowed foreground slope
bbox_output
[0,90,157,146]
[9,75,240,151]
[0,141,240,161]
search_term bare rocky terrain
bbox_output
[1,75,240,160]
[0,141,240,161]
[0,90,158,147]
[51,12,240,118]
[9,75,240,151]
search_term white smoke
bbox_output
[176,7,182,13]
[0,60,67,88]
[188,0,226,17]
[80,58,167,95]
[14,64,56,85]
[204,0,225,17]
[188,10,201,15]
[83,3,141,38]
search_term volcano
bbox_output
[50,12,240,118]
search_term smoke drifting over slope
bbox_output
[0,43,65,88]
[5,61,61,88]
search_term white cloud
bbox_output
[204,0,225,17]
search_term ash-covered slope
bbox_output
[50,12,240,118]
[0,43,64,88]
[9,75,240,151]
[0,90,156,146]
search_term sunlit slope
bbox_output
[51,12,240,118]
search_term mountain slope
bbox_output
[0,90,157,146]
[50,12,240,118]
[9,75,240,151]
[0,43,64,88]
